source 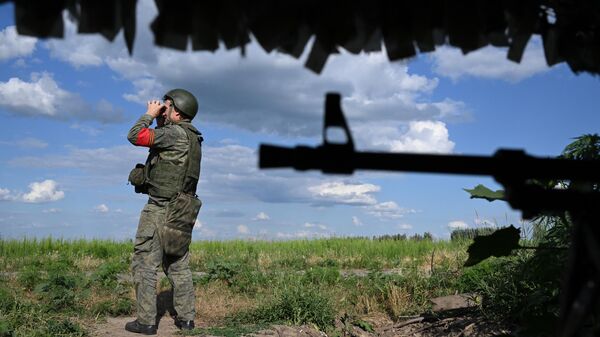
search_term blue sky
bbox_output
[1,1,598,241]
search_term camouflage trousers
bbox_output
[131,202,196,325]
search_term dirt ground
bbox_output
[90,312,512,337]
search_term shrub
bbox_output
[92,259,127,288]
[303,267,340,286]
[205,260,241,285]
[93,298,133,316]
[0,287,15,313]
[244,285,335,331]
[18,265,43,291]
[35,271,80,311]
[43,319,86,337]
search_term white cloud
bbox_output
[448,220,469,229]
[0,26,37,61]
[0,188,13,201]
[13,59,27,68]
[94,204,109,213]
[303,222,327,230]
[22,180,65,203]
[0,72,125,123]
[352,216,363,226]
[354,120,455,153]
[308,181,380,205]
[253,212,270,221]
[43,208,61,213]
[0,138,48,149]
[44,13,123,67]
[70,123,103,136]
[237,225,249,234]
[114,47,465,140]
[431,40,548,82]
[398,223,413,230]
[366,201,417,220]
[194,219,203,228]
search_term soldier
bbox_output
[125,89,203,335]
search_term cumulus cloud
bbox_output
[354,120,455,153]
[308,181,380,205]
[237,224,249,234]
[448,220,469,229]
[44,13,123,67]
[352,216,363,226]
[0,188,13,201]
[94,204,109,213]
[398,223,413,230]
[22,180,65,203]
[0,26,37,61]
[366,201,417,220]
[112,46,465,142]
[0,72,125,123]
[431,39,548,82]
[253,212,270,221]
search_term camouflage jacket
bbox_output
[128,114,202,203]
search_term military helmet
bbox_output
[163,88,198,119]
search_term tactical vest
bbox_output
[146,122,203,199]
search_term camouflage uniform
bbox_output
[128,114,201,325]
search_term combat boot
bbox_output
[175,318,195,330]
[125,319,157,335]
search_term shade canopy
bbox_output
[3,0,600,74]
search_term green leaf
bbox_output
[354,320,374,332]
[463,184,505,202]
[464,225,521,267]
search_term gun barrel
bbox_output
[259,144,600,181]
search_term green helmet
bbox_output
[163,88,199,119]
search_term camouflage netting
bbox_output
[2,0,600,74]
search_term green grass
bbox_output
[0,236,473,336]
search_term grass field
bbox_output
[0,236,492,336]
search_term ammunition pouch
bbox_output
[160,192,202,257]
[128,163,148,194]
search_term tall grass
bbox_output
[191,237,465,270]
[0,237,466,271]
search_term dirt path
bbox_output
[91,317,181,337]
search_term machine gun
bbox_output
[259,93,600,337]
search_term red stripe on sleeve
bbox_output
[136,128,155,147]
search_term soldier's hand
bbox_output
[146,100,166,118]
